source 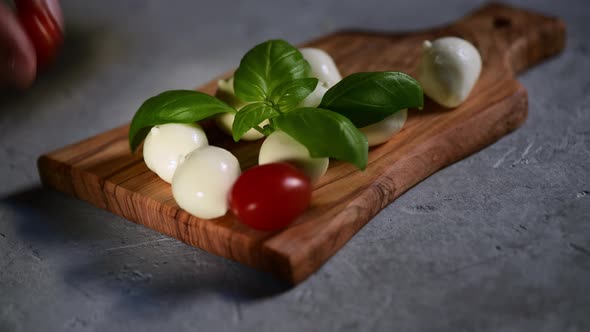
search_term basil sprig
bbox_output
[234,39,311,102]
[230,40,317,140]
[128,39,424,170]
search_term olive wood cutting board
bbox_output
[38,4,565,284]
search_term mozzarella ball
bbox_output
[214,77,266,141]
[172,146,241,219]
[143,123,208,183]
[418,37,482,108]
[298,48,342,108]
[259,131,328,183]
[299,48,342,87]
[360,110,407,147]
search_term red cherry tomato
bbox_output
[229,163,312,231]
[16,0,63,69]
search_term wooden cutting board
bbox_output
[38,4,565,284]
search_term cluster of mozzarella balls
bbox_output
[143,37,481,220]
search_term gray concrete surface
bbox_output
[1,0,589,331]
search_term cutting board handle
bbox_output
[449,3,566,75]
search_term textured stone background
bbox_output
[1,0,589,331]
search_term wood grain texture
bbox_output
[38,4,565,284]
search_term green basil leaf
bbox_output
[234,39,311,102]
[270,77,318,112]
[319,72,423,128]
[232,102,279,142]
[129,90,235,152]
[274,107,368,170]
[261,124,274,136]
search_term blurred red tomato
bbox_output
[229,163,312,231]
[16,0,63,69]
